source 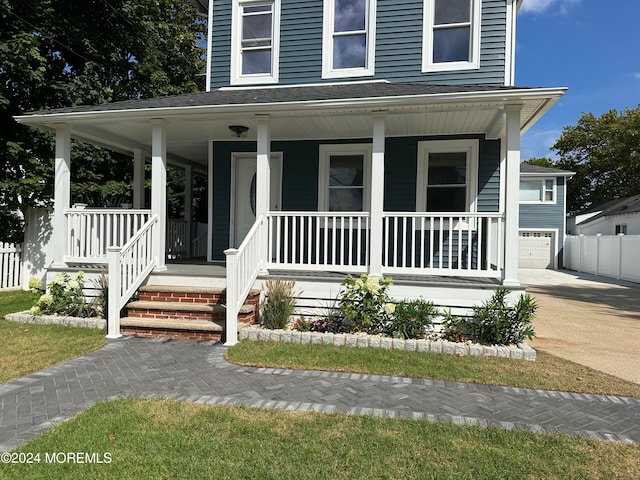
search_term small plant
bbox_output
[261,278,299,330]
[442,288,537,345]
[29,271,96,318]
[387,299,438,339]
[338,274,393,335]
[90,271,108,319]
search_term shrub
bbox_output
[338,274,393,335]
[29,271,96,318]
[442,288,537,345]
[261,278,299,330]
[386,299,438,339]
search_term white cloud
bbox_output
[521,128,563,160]
[520,0,581,14]
[633,73,640,81]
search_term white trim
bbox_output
[519,177,556,204]
[206,0,214,91]
[322,0,377,79]
[219,79,390,91]
[230,0,281,85]
[518,228,558,270]
[422,0,481,73]
[415,139,479,213]
[318,143,373,211]
[207,138,214,262]
[504,0,516,86]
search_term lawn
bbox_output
[226,340,640,398]
[1,398,638,480]
[0,290,106,384]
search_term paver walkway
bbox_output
[1,337,639,452]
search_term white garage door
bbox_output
[519,231,554,269]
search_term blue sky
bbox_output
[516,0,640,160]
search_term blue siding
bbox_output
[210,135,500,258]
[210,0,508,89]
[519,177,567,264]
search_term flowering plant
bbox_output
[386,299,437,339]
[30,271,97,318]
[338,274,393,334]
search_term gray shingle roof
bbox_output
[520,163,574,176]
[577,194,640,224]
[24,82,534,116]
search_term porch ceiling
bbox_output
[16,83,566,167]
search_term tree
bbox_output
[522,157,556,168]
[552,106,640,212]
[0,0,205,242]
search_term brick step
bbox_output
[119,316,252,342]
[137,285,261,306]
[126,300,255,322]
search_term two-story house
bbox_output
[17,0,566,343]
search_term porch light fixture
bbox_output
[228,125,249,138]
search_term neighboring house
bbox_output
[567,194,640,236]
[15,0,566,343]
[518,164,574,269]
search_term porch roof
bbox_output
[16,81,566,167]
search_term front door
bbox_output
[231,153,282,247]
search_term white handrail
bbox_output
[382,212,504,277]
[224,215,266,346]
[106,214,159,338]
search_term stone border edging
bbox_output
[5,310,106,330]
[239,327,536,361]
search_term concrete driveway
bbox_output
[518,269,640,384]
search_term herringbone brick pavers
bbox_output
[1,337,639,452]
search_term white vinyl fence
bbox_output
[565,234,640,283]
[0,242,22,290]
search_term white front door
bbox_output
[231,153,282,247]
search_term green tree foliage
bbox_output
[522,157,556,168]
[0,0,205,242]
[552,106,640,212]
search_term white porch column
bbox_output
[52,125,71,266]
[369,113,386,276]
[503,105,522,286]
[256,115,271,271]
[132,148,145,209]
[207,138,214,262]
[184,165,193,257]
[151,119,167,271]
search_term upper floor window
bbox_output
[322,0,376,79]
[615,224,627,235]
[231,0,280,85]
[520,178,556,204]
[422,0,480,73]
[416,140,478,212]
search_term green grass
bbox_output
[0,290,106,384]
[226,340,640,398]
[1,398,638,480]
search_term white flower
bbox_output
[365,276,381,293]
[68,280,80,290]
[384,303,396,315]
[28,277,42,290]
[30,305,42,316]
[52,273,64,285]
[76,271,85,278]
[39,294,54,305]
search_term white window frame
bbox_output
[318,144,373,211]
[615,224,627,235]
[421,0,481,73]
[230,0,281,85]
[322,0,377,79]
[416,139,479,213]
[519,177,556,204]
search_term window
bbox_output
[322,0,376,78]
[416,140,478,213]
[519,178,555,203]
[319,144,372,211]
[231,0,280,85]
[422,0,480,72]
[615,224,627,235]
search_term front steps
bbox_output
[121,285,260,341]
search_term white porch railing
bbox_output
[224,215,267,346]
[167,218,187,258]
[0,242,22,290]
[192,230,208,258]
[106,214,158,338]
[382,212,504,277]
[267,212,370,272]
[66,209,151,263]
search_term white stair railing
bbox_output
[224,215,266,346]
[106,215,158,338]
[191,230,208,258]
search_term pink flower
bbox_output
[410,318,416,323]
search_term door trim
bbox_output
[229,152,283,247]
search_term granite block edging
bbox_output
[5,310,107,330]
[238,327,537,361]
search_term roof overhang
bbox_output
[16,84,567,166]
